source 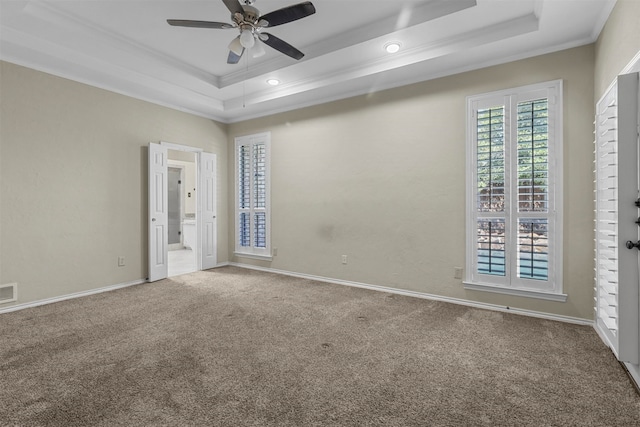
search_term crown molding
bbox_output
[223,13,539,111]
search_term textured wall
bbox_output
[0,61,228,306]
[228,45,596,320]
[595,0,640,99]
[594,0,640,390]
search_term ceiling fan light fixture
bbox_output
[240,28,255,48]
[384,42,401,54]
[252,40,266,58]
[229,37,244,56]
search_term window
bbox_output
[465,80,564,301]
[235,132,271,259]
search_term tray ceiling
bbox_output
[0,0,616,122]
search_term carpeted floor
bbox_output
[1,266,639,426]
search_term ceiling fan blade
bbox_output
[260,1,316,27]
[227,49,244,64]
[222,0,244,16]
[167,19,233,29]
[261,33,304,60]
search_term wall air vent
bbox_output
[0,283,17,304]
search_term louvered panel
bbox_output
[239,212,250,247]
[516,99,549,213]
[594,73,640,365]
[594,82,620,343]
[253,143,267,209]
[238,144,251,209]
[476,106,506,213]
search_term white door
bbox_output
[617,72,640,363]
[149,143,168,281]
[200,152,217,270]
[594,72,639,364]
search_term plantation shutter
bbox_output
[476,105,507,278]
[235,133,271,257]
[512,96,552,286]
[238,143,251,247]
[253,142,267,248]
[467,81,562,296]
[594,73,639,364]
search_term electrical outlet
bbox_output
[341,255,348,264]
[118,256,125,267]
[454,267,463,279]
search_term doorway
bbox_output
[168,151,197,276]
[148,142,217,282]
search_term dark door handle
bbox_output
[625,240,640,250]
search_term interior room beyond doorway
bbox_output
[167,149,197,277]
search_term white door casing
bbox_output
[200,152,217,270]
[148,143,168,282]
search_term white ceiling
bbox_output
[0,0,616,123]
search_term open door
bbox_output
[149,143,168,281]
[594,72,639,364]
[200,152,217,270]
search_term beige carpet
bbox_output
[1,266,639,426]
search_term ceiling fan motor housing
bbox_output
[240,5,260,24]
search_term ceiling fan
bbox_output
[167,0,316,64]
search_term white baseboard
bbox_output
[229,262,593,326]
[0,262,232,315]
[1,262,595,328]
[622,362,640,392]
[0,279,146,314]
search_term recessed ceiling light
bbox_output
[267,78,280,86]
[384,42,401,54]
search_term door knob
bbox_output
[625,240,640,250]
[152,218,156,222]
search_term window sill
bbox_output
[463,281,567,302]
[234,252,273,262]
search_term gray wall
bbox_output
[0,62,228,305]
[228,45,596,320]
[1,0,638,324]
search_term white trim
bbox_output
[594,323,640,391]
[463,281,567,302]
[623,50,640,74]
[465,80,564,295]
[622,362,640,391]
[160,141,203,153]
[0,279,146,314]
[594,320,617,356]
[234,132,272,257]
[229,262,591,326]
[599,49,640,103]
[233,252,273,262]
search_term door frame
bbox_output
[148,141,216,281]
[167,164,185,251]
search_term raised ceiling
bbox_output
[0,0,616,123]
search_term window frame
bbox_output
[234,132,272,260]
[465,80,565,301]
